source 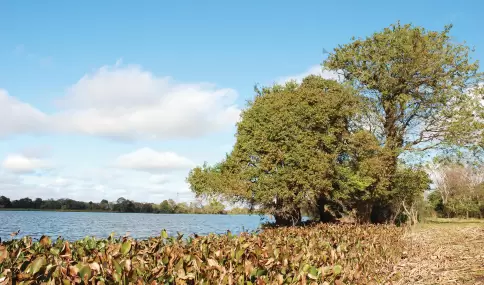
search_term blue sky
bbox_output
[0,0,482,203]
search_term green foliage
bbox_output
[325,22,483,155]
[324,23,483,223]
[391,167,432,225]
[204,199,226,214]
[158,199,177,214]
[187,161,247,203]
[233,76,361,224]
[227,207,251,215]
[188,75,433,225]
[0,224,404,284]
[189,76,364,225]
[393,167,431,207]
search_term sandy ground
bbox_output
[394,220,484,285]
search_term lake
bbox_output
[0,211,269,241]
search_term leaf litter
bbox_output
[394,222,484,285]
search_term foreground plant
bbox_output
[0,224,403,284]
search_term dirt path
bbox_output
[394,222,484,285]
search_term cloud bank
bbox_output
[0,63,241,140]
[2,154,52,174]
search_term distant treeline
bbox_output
[0,196,251,215]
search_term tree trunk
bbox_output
[371,203,394,224]
[356,203,373,224]
[381,104,405,223]
[317,196,338,223]
[273,207,301,226]
[402,201,419,226]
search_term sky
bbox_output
[0,0,483,204]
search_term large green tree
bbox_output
[325,23,483,217]
[188,76,362,225]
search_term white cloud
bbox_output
[20,145,52,159]
[276,65,341,84]
[0,63,240,141]
[1,154,52,174]
[52,177,71,187]
[0,151,194,203]
[149,174,170,184]
[0,61,237,203]
[53,63,241,140]
[115,148,194,172]
[0,89,48,137]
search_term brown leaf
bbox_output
[89,262,101,273]
[0,246,7,263]
[123,259,132,272]
[68,265,78,277]
[40,235,50,247]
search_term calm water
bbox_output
[0,211,269,241]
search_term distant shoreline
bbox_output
[0,208,110,213]
[0,208,258,215]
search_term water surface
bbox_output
[0,211,268,241]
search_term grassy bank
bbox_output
[0,224,403,284]
[396,220,484,285]
[420,217,484,225]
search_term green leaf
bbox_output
[113,272,121,282]
[79,265,91,280]
[30,256,46,275]
[308,266,318,280]
[120,240,131,255]
[333,265,342,276]
[114,260,122,274]
[50,248,60,255]
[255,269,267,277]
[235,249,244,260]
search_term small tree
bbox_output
[100,199,109,210]
[392,167,431,225]
[205,199,226,214]
[159,200,175,213]
[0,196,11,208]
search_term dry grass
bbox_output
[394,220,484,285]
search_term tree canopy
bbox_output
[325,22,483,156]
[189,76,385,224]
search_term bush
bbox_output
[0,224,404,284]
